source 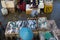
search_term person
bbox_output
[38,0,44,14]
[17,0,26,12]
[0,22,5,40]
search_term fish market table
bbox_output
[32,20,58,40]
[5,22,19,40]
[5,20,58,40]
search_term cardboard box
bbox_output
[26,9,32,14]
[6,1,15,8]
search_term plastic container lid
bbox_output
[44,32,52,40]
[19,27,33,40]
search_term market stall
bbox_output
[1,0,59,40]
